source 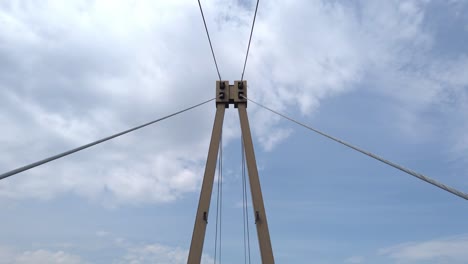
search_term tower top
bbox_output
[216,80,247,108]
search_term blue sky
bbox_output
[1,0,468,263]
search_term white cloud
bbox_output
[96,230,110,238]
[15,250,85,264]
[0,0,467,205]
[0,0,216,205]
[345,255,365,263]
[246,0,438,146]
[379,234,468,263]
[0,247,86,264]
[0,231,213,264]
[117,243,213,264]
[0,246,16,263]
[249,0,468,151]
[0,240,214,264]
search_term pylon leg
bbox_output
[238,104,275,264]
[187,104,226,264]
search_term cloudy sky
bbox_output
[1,0,468,263]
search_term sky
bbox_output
[0,0,468,263]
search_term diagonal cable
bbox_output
[241,0,260,81]
[197,0,222,81]
[219,132,224,264]
[213,135,221,264]
[242,138,247,264]
[243,95,468,201]
[241,135,252,263]
[0,98,215,181]
[213,131,224,264]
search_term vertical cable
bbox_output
[219,132,223,263]
[213,131,222,263]
[213,131,224,264]
[244,151,252,264]
[242,137,247,264]
[242,135,252,263]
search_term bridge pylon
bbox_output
[187,81,274,264]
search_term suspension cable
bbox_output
[213,131,223,264]
[213,136,220,263]
[0,98,215,181]
[241,135,252,263]
[242,138,247,264]
[219,132,223,264]
[197,0,222,81]
[241,0,260,81]
[243,95,468,201]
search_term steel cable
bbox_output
[0,98,215,181]
[197,0,222,81]
[213,132,223,264]
[241,135,252,263]
[243,95,468,201]
[241,0,260,81]
[219,133,223,264]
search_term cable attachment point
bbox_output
[216,80,247,108]
[203,211,208,223]
[255,211,260,224]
